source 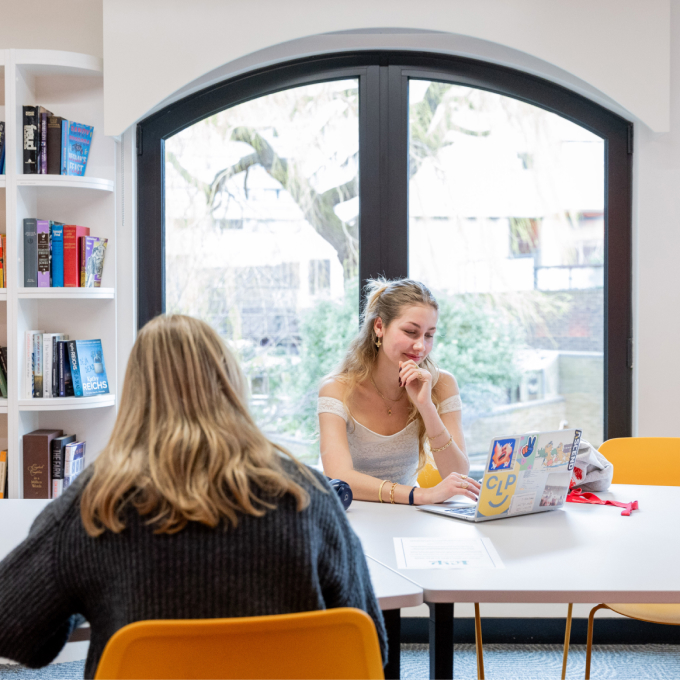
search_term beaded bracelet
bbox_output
[431,434,453,453]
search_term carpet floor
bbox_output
[1,643,679,678]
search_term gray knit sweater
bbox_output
[0,461,386,678]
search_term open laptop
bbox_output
[418,428,582,522]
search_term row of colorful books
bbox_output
[0,450,8,499]
[23,106,93,176]
[23,429,85,499]
[24,220,107,288]
[26,332,109,399]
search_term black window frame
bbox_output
[137,51,632,439]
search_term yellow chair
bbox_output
[417,463,485,680]
[94,608,384,680]
[561,437,680,679]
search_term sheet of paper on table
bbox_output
[394,537,505,570]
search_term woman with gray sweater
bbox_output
[0,315,386,679]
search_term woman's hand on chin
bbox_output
[415,472,481,504]
[399,360,433,411]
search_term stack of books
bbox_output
[23,220,107,288]
[23,429,85,499]
[22,106,93,176]
[26,332,109,399]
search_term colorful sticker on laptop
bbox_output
[518,435,537,471]
[477,469,518,517]
[488,438,517,472]
[538,472,571,508]
[567,430,582,471]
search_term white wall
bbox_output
[102,0,671,135]
[0,0,102,56]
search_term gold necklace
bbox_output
[370,375,405,416]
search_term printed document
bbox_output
[394,537,504,570]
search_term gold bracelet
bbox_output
[427,428,448,442]
[431,434,453,453]
[378,479,389,503]
[390,482,398,504]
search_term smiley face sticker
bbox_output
[478,469,519,517]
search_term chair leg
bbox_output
[474,602,485,680]
[562,603,573,680]
[585,604,609,679]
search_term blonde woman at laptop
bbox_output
[318,278,481,505]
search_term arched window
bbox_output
[138,53,631,465]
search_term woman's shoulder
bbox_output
[434,369,460,399]
[318,377,346,400]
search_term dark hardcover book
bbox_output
[40,111,48,174]
[51,434,76,498]
[66,341,83,397]
[23,428,63,499]
[0,122,5,176]
[46,116,64,175]
[0,348,7,382]
[61,341,74,397]
[23,106,39,174]
[23,218,38,286]
[37,220,51,287]
[58,340,65,397]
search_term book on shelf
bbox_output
[40,110,48,174]
[23,106,39,174]
[25,331,45,399]
[47,116,65,175]
[0,232,4,288]
[67,340,110,397]
[43,333,68,398]
[81,237,108,287]
[33,334,44,398]
[63,225,90,287]
[1,235,5,288]
[59,340,75,397]
[0,346,8,398]
[51,223,64,287]
[51,434,76,498]
[23,429,63,499]
[24,218,39,287]
[64,121,94,176]
[63,441,85,492]
[37,220,51,287]
[0,121,5,175]
[0,450,7,499]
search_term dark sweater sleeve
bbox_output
[0,498,80,667]
[313,482,388,664]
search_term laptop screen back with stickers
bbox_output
[475,429,581,521]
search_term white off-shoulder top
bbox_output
[317,395,462,485]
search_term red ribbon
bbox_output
[566,487,639,516]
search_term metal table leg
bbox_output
[428,602,454,680]
[383,608,401,679]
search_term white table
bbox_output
[346,485,680,679]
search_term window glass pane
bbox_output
[408,80,604,466]
[165,80,360,462]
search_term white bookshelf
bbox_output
[2,49,118,499]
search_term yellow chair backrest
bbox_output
[599,437,680,486]
[417,461,443,488]
[94,608,384,680]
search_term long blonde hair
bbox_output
[332,278,441,472]
[81,314,318,536]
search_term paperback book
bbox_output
[64,121,93,176]
[67,339,109,397]
[81,237,108,287]
[51,434,76,498]
[63,441,85,491]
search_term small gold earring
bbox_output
[375,338,382,349]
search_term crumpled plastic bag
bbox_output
[570,438,614,492]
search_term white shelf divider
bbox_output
[16,175,114,192]
[18,287,114,300]
[18,394,116,412]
